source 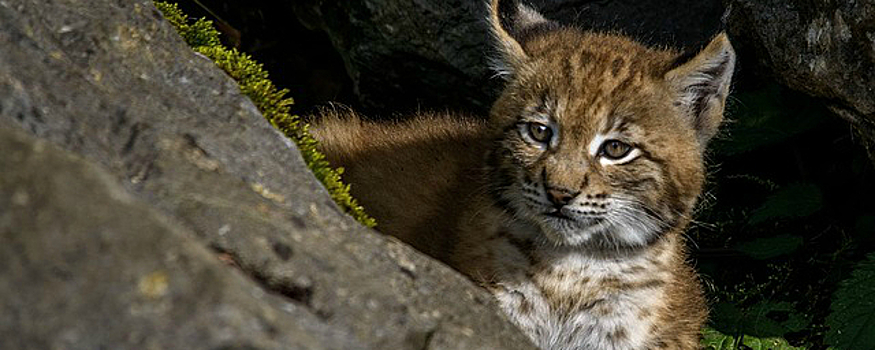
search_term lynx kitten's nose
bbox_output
[547,188,577,208]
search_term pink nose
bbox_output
[546,188,577,208]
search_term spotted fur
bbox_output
[311,1,734,349]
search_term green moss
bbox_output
[154,2,220,48]
[154,2,376,228]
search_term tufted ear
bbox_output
[665,33,736,147]
[487,0,553,78]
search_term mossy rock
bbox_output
[154,2,375,227]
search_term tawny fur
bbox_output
[311,1,734,349]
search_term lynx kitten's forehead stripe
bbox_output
[311,0,734,349]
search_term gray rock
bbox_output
[291,0,725,114]
[0,0,536,349]
[726,0,875,161]
[0,125,348,350]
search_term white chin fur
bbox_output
[538,220,597,246]
[536,214,657,248]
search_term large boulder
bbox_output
[0,0,536,349]
[1,125,348,349]
[291,0,725,114]
[726,0,875,160]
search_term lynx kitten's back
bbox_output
[312,1,735,349]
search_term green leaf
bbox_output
[743,336,807,350]
[711,301,810,338]
[826,252,875,350]
[746,301,810,335]
[702,327,805,350]
[703,327,740,350]
[711,302,747,333]
[735,234,804,260]
[749,183,822,224]
[716,84,826,156]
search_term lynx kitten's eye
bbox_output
[527,122,553,143]
[601,140,632,159]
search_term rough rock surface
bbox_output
[1,125,349,349]
[291,0,725,114]
[0,0,536,349]
[726,0,875,159]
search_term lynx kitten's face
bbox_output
[486,26,733,249]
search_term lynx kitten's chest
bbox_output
[487,238,674,350]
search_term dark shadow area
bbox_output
[175,0,356,116]
[691,83,874,346]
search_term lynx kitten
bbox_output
[312,0,735,349]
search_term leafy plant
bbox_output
[734,234,804,260]
[703,327,805,350]
[825,252,875,350]
[694,82,875,349]
[714,84,823,157]
[711,301,810,337]
[153,2,375,227]
[748,183,822,225]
